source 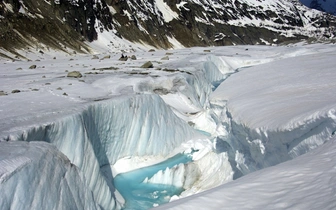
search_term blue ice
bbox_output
[114,153,193,209]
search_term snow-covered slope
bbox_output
[1,0,336,58]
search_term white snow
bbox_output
[0,43,336,209]
[155,0,179,22]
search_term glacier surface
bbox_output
[0,44,336,209]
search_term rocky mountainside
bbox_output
[300,0,336,15]
[1,0,336,57]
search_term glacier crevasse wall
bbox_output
[6,94,200,209]
[0,141,100,210]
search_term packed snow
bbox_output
[1,41,336,209]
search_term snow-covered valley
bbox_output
[1,43,336,209]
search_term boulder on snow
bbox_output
[29,65,37,69]
[92,55,99,59]
[140,61,153,68]
[67,71,82,78]
[161,56,169,60]
[11,89,21,93]
[102,55,110,59]
[131,55,137,60]
[0,91,7,96]
[119,54,128,61]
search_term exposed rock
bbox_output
[0,91,7,96]
[92,55,99,59]
[67,71,83,78]
[148,49,156,52]
[153,88,170,95]
[102,55,110,59]
[16,68,22,70]
[204,50,211,52]
[141,61,153,68]
[161,56,169,60]
[119,54,128,61]
[29,65,37,69]
[63,92,68,96]
[131,55,137,60]
[11,89,21,93]
[165,52,174,55]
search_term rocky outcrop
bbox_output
[0,0,335,56]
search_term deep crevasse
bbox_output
[5,94,201,210]
[1,52,336,209]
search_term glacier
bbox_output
[4,94,204,209]
[0,44,336,209]
[0,141,99,209]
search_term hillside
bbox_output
[0,0,336,59]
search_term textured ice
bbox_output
[6,94,202,209]
[0,141,99,210]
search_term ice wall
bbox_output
[176,55,230,109]
[0,141,99,210]
[6,94,200,209]
[224,111,336,174]
[205,54,336,177]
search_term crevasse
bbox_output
[1,53,336,209]
[6,94,201,209]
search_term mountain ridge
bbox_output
[0,0,335,58]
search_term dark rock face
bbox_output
[0,0,336,55]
